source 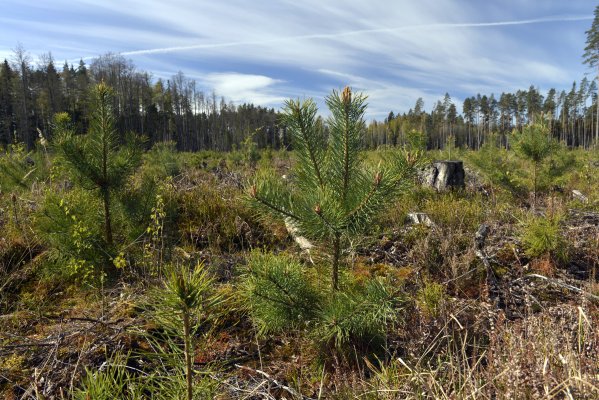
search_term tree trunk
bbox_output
[102,188,113,245]
[183,310,193,400]
[332,234,341,291]
[421,161,465,191]
[533,162,538,210]
[596,68,599,144]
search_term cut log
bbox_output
[422,161,465,191]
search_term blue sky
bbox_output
[0,0,596,118]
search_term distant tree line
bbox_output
[1,45,598,152]
[367,81,599,150]
[0,47,282,151]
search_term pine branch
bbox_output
[346,176,397,233]
[325,88,367,200]
[346,173,382,221]
[313,204,338,236]
[342,88,351,201]
[298,103,325,188]
[253,192,300,222]
[252,267,315,312]
[283,98,325,189]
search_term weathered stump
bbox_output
[422,161,465,191]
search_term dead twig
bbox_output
[235,364,315,400]
[517,273,599,304]
[474,224,500,306]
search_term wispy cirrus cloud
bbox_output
[115,14,592,58]
[0,0,595,117]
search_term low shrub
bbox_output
[176,171,284,252]
[423,192,485,231]
[0,142,50,194]
[242,251,322,335]
[313,278,401,357]
[520,212,568,263]
[34,187,105,281]
[465,140,523,198]
[417,280,446,318]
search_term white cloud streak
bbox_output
[117,15,592,57]
[200,73,286,105]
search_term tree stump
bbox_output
[422,161,465,191]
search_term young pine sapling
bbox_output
[512,122,559,208]
[249,87,413,290]
[53,83,142,253]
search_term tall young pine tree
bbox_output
[54,82,142,250]
[249,87,412,290]
[583,4,599,143]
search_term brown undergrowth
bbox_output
[1,150,599,399]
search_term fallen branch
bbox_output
[235,364,315,400]
[474,224,500,306]
[0,342,57,349]
[41,314,125,326]
[518,273,599,304]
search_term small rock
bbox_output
[407,212,435,227]
[475,224,489,250]
[572,190,588,203]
